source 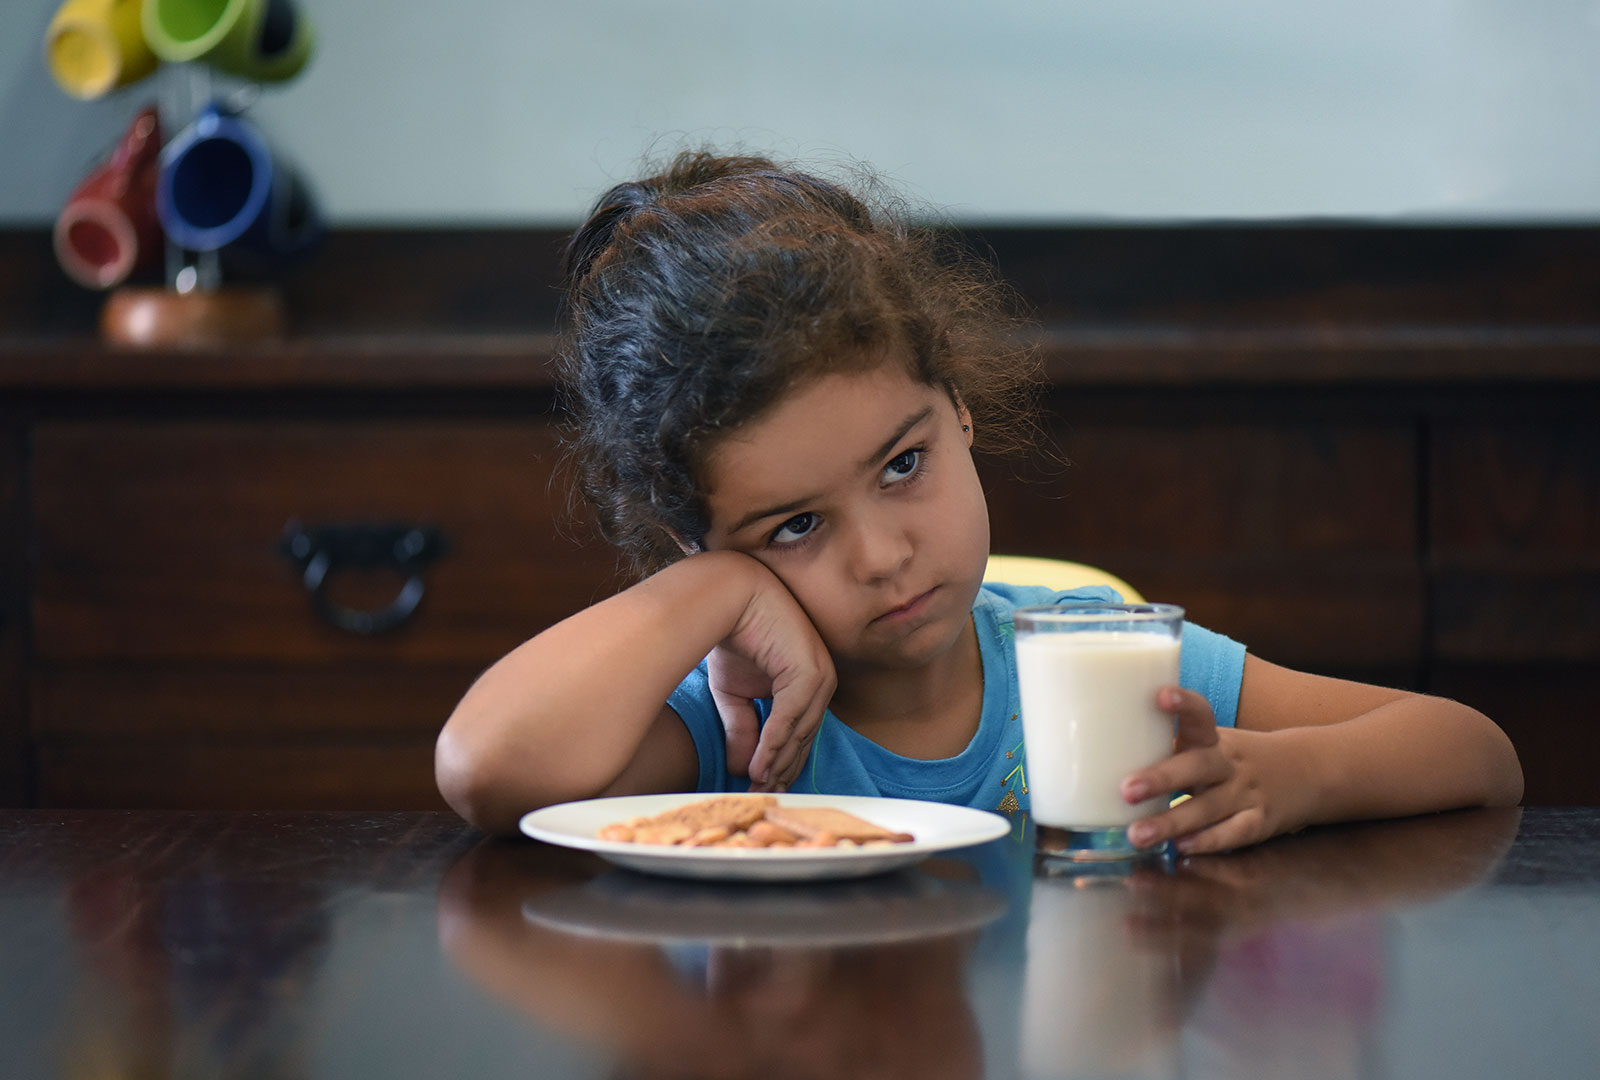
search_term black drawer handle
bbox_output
[278,519,450,635]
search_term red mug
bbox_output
[53,105,164,290]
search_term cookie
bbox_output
[596,794,776,844]
[760,806,914,845]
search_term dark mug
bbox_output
[156,102,322,261]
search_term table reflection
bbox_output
[58,864,329,1080]
[438,843,1006,1079]
[1023,866,1186,1080]
[1016,808,1522,1080]
[1163,808,1520,1080]
[442,809,1520,1080]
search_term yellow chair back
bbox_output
[983,554,1144,603]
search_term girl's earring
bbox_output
[962,425,970,432]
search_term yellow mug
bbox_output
[45,0,159,100]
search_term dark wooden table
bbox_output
[1,806,1595,1079]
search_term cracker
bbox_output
[597,794,914,848]
[760,806,914,845]
[596,794,776,844]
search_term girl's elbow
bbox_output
[1487,735,1525,807]
[1468,705,1525,808]
[435,724,524,836]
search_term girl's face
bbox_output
[699,363,991,673]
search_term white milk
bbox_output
[1016,630,1179,827]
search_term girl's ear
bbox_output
[944,382,974,447]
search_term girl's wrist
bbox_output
[1264,724,1342,833]
[1227,726,1325,839]
[649,550,785,637]
[654,548,763,592]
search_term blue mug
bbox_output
[156,102,322,261]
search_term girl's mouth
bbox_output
[875,587,939,624]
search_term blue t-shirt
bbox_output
[666,584,1247,820]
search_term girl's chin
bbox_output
[844,611,975,673]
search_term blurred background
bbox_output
[5,0,1600,225]
[1,1,1596,814]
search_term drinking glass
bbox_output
[1013,603,1183,860]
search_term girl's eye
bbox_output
[771,512,818,545]
[882,449,921,484]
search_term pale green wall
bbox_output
[3,0,1598,225]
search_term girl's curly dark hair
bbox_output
[557,150,1040,577]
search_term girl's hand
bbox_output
[1119,687,1310,855]
[707,575,836,793]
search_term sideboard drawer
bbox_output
[1430,418,1600,662]
[982,415,1424,671]
[31,420,621,808]
[34,421,620,662]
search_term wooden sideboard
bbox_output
[2,226,1596,809]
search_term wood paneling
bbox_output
[970,226,1600,327]
[9,226,1599,337]
[0,419,27,806]
[1431,420,1600,555]
[989,419,1417,555]
[27,421,627,808]
[1431,419,1600,662]
[1108,560,1422,670]
[35,739,446,810]
[4,225,1598,809]
[982,418,1422,667]
[1432,572,1600,663]
[33,421,623,662]
[32,662,485,739]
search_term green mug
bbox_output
[142,0,314,82]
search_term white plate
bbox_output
[522,869,1009,946]
[518,793,1012,882]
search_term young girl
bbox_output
[435,152,1523,849]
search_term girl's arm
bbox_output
[434,549,833,835]
[1121,656,1524,854]
[1233,657,1523,819]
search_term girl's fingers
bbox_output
[748,695,800,783]
[751,671,833,787]
[755,730,799,791]
[764,722,819,791]
[1122,746,1232,807]
[1127,786,1220,848]
[771,686,831,788]
[750,724,812,791]
[711,691,760,778]
[1162,686,1220,749]
[1171,807,1267,855]
[1128,784,1268,854]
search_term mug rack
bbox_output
[46,0,317,347]
[101,62,286,347]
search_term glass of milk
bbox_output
[1013,603,1183,860]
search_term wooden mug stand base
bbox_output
[101,285,286,347]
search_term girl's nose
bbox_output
[848,513,913,584]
